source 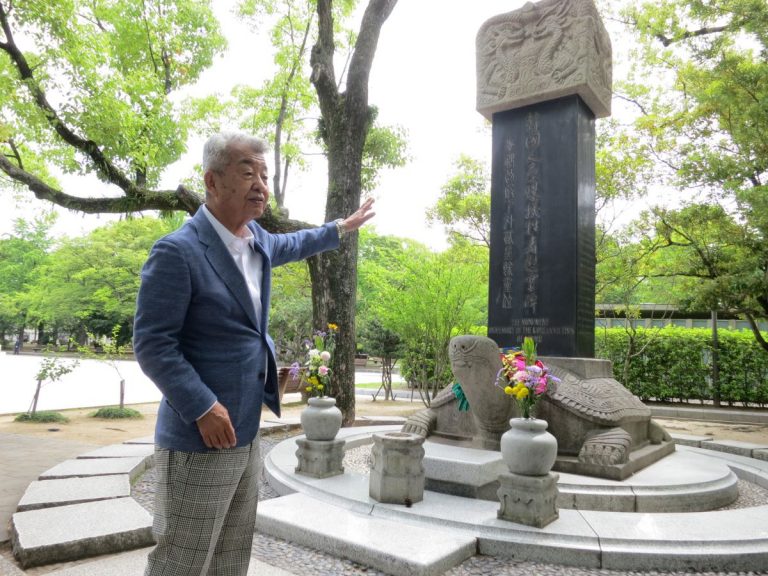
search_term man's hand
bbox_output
[341,198,376,233]
[196,401,237,449]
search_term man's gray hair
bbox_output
[202,132,269,173]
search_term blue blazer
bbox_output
[134,208,339,452]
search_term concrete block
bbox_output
[704,439,768,458]
[423,441,507,499]
[17,475,130,511]
[369,432,424,505]
[754,449,768,462]
[256,493,476,576]
[39,457,149,482]
[670,433,714,448]
[11,498,153,569]
[77,444,154,459]
[294,438,345,479]
[497,472,559,528]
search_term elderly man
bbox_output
[134,131,374,575]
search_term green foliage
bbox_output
[360,109,409,194]
[90,406,143,419]
[358,231,487,403]
[618,0,768,348]
[35,355,79,385]
[14,411,69,424]
[596,327,768,406]
[1,0,225,189]
[426,155,491,248]
[24,216,178,339]
[270,261,313,363]
[0,213,55,339]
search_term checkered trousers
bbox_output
[144,440,261,576]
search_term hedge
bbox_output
[595,327,768,407]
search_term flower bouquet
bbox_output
[494,337,559,419]
[290,324,338,398]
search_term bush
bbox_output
[14,411,69,423]
[596,327,768,407]
[90,406,143,419]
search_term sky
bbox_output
[1,0,603,250]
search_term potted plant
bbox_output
[290,324,342,441]
[494,337,560,475]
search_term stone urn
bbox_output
[500,418,558,476]
[300,396,343,441]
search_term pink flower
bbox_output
[534,381,547,395]
[318,365,329,376]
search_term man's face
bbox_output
[206,143,270,231]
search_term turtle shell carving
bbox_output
[545,364,650,426]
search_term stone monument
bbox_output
[477,0,612,357]
[403,0,675,482]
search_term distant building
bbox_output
[595,304,768,332]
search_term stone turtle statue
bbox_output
[402,335,674,479]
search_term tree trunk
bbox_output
[31,380,42,415]
[309,0,398,425]
[711,309,720,407]
[119,379,125,410]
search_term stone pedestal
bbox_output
[295,438,345,479]
[497,471,559,528]
[369,432,425,505]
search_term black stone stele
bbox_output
[488,94,595,358]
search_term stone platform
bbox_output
[262,425,768,573]
[423,440,739,512]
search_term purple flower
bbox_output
[288,362,301,381]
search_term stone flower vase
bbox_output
[500,418,558,476]
[300,396,343,441]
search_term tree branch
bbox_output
[0,154,200,214]
[655,25,728,47]
[744,312,768,353]
[0,3,137,195]
[346,0,397,106]
[310,0,338,123]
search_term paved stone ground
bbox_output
[127,430,768,576]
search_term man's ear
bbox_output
[203,170,217,196]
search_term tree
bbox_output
[306,0,399,424]
[76,324,140,416]
[0,0,225,213]
[358,317,401,400]
[362,237,487,405]
[619,0,768,350]
[16,352,78,422]
[24,216,178,343]
[426,155,491,248]
[0,213,54,344]
[2,0,402,426]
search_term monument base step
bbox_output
[255,493,476,576]
[11,497,153,569]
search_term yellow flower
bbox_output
[515,387,530,400]
[305,386,312,392]
[328,323,338,331]
[504,385,514,395]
